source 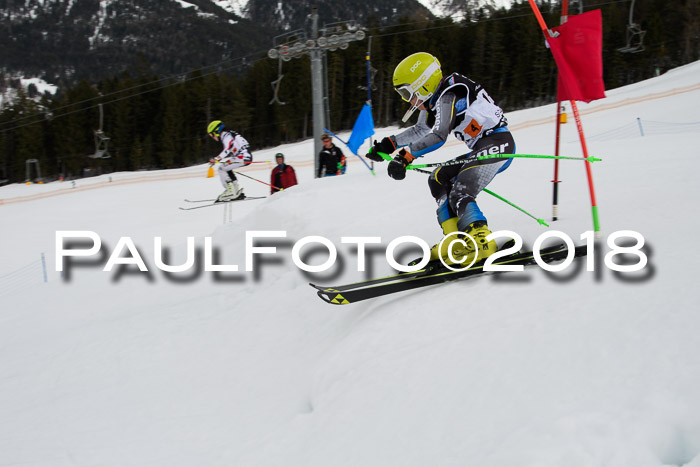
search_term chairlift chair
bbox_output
[618,0,646,53]
[25,158,42,183]
[90,103,112,159]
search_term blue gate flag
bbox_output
[347,103,375,155]
[323,126,376,175]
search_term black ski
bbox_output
[316,239,519,293]
[179,196,266,210]
[310,243,587,305]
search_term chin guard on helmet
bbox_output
[401,103,420,123]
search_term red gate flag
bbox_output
[548,9,606,102]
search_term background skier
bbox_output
[207,120,253,202]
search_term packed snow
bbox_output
[1,61,700,467]
[211,0,249,18]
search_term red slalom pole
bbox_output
[553,101,562,221]
[528,0,601,236]
[569,101,600,233]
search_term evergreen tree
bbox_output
[1,0,697,184]
[158,84,185,168]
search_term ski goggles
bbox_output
[394,84,414,102]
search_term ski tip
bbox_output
[316,290,352,305]
[310,283,352,305]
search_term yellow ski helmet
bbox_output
[207,120,224,137]
[392,52,442,122]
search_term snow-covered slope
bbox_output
[1,62,699,467]
[211,0,249,18]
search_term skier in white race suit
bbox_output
[207,120,253,202]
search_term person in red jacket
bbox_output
[270,153,298,194]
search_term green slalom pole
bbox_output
[403,164,550,227]
[476,153,602,163]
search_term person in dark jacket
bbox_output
[270,153,298,194]
[318,134,346,177]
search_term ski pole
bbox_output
[233,170,283,192]
[482,189,549,227]
[208,160,273,180]
[408,166,549,227]
[211,160,271,166]
[407,159,467,169]
[476,153,602,163]
[376,155,471,171]
[375,151,394,162]
[406,154,601,170]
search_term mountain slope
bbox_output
[1,0,432,87]
[3,0,264,85]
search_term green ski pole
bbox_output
[476,153,602,163]
[406,154,601,170]
[482,189,549,227]
[375,151,394,162]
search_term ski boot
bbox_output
[408,217,460,267]
[448,220,499,267]
[216,180,245,203]
[414,218,498,267]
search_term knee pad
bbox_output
[428,173,445,200]
[428,169,455,200]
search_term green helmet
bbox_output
[392,52,442,122]
[207,120,224,137]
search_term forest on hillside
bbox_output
[1,0,697,184]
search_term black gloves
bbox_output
[387,148,416,180]
[364,137,416,180]
[366,136,397,162]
